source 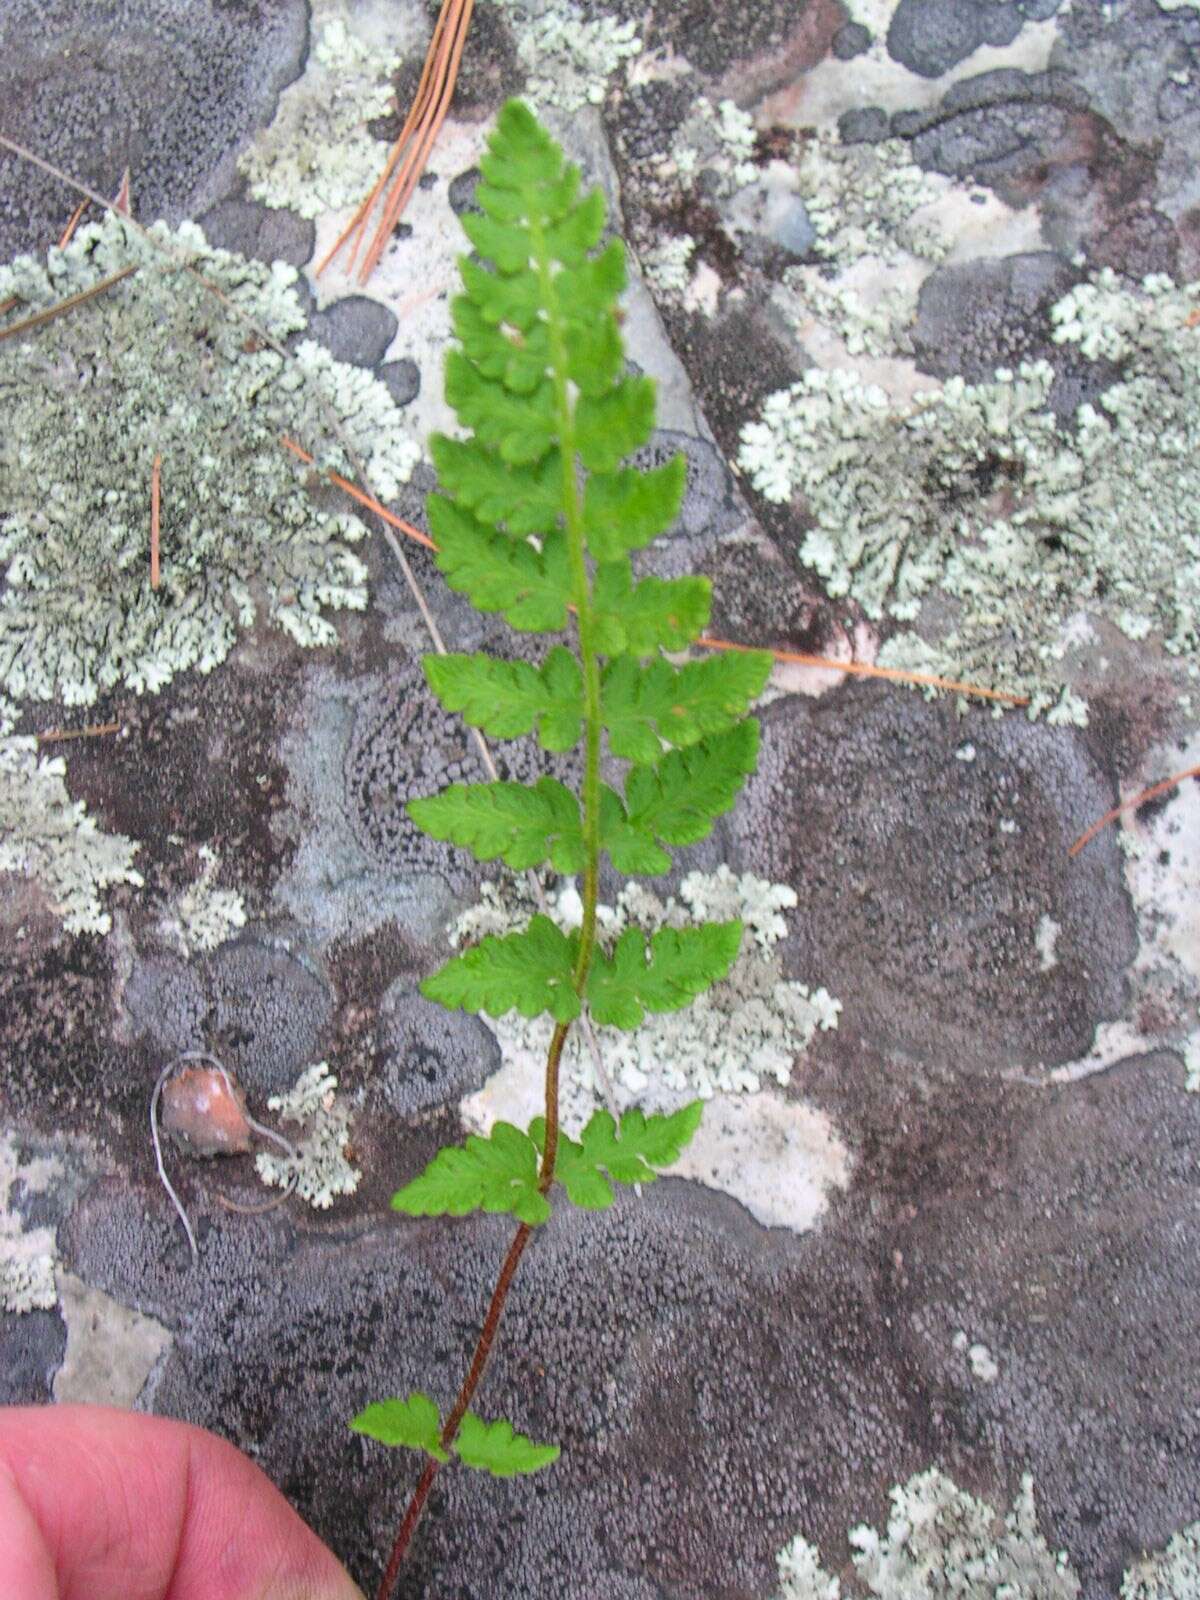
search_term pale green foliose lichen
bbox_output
[238,16,401,218]
[738,270,1200,715]
[492,0,641,112]
[774,1470,1079,1600]
[795,132,948,272]
[640,233,696,298]
[448,866,840,1116]
[0,698,142,935]
[157,845,247,958]
[255,1062,361,1209]
[0,214,419,704]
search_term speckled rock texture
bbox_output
[1,3,1198,1599]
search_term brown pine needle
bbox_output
[1069,762,1200,857]
[36,721,121,744]
[150,452,162,588]
[280,435,436,549]
[280,438,1027,704]
[0,263,138,346]
[318,0,475,286]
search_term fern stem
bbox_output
[375,1019,570,1600]
[375,1216,536,1599]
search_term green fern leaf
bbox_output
[428,496,572,631]
[576,376,656,473]
[592,561,712,655]
[409,777,583,871]
[459,254,542,331]
[350,1392,449,1461]
[452,294,551,393]
[429,435,561,535]
[453,1413,560,1476]
[586,921,743,1028]
[597,722,760,871]
[421,914,580,1023]
[444,350,556,465]
[392,1120,550,1225]
[625,720,760,843]
[582,456,686,561]
[531,1101,704,1210]
[601,651,772,762]
[423,649,583,750]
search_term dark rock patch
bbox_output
[0,0,308,260]
[741,684,1136,1074]
[306,296,398,368]
[196,196,314,268]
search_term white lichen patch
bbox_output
[492,0,642,112]
[0,214,419,704]
[455,867,840,1122]
[798,133,949,273]
[256,1062,361,1208]
[1122,1521,1200,1599]
[740,269,1200,713]
[238,11,404,218]
[157,846,246,958]
[669,1090,850,1232]
[0,698,142,935]
[774,1469,1080,1600]
[0,1134,60,1314]
[1036,914,1061,973]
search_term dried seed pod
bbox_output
[160,1066,252,1157]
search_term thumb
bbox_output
[0,1402,364,1600]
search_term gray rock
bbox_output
[378,357,420,407]
[306,296,398,368]
[832,21,872,61]
[196,197,314,268]
[887,0,1064,80]
[839,105,891,145]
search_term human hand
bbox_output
[0,1403,365,1600]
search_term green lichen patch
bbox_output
[491,0,642,113]
[739,269,1200,718]
[0,215,419,705]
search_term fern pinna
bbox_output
[353,100,771,1596]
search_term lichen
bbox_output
[492,0,642,112]
[640,233,696,298]
[157,846,247,958]
[0,1134,59,1314]
[775,1469,1079,1600]
[795,132,948,272]
[0,698,142,935]
[255,1062,361,1209]
[0,214,419,704]
[1122,1522,1200,1599]
[446,866,840,1125]
[238,16,401,218]
[739,269,1200,714]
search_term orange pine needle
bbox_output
[36,721,121,744]
[150,453,162,589]
[280,435,436,549]
[698,635,1029,706]
[1068,762,1200,857]
[318,0,474,286]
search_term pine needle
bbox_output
[35,721,121,744]
[1069,762,1200,856]
[0,262,138,345]
[280,434,436,549]
[318,0,476,286]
